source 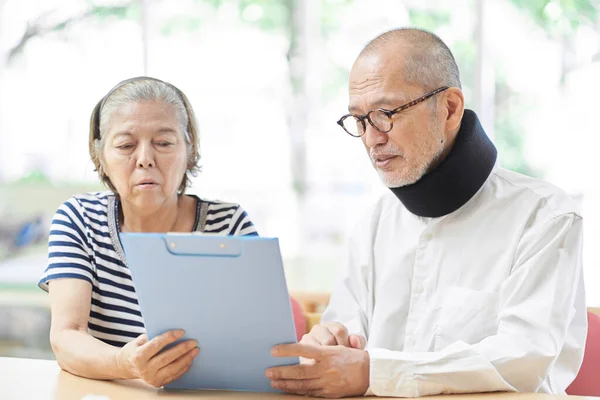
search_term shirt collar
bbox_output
[389,109,497,218]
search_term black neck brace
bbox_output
[389,109,497,218]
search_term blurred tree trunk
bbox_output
[473,0,495,138]
[286,0,308,199]
[285,0,321,257]
[0,0,7,181]
[595,20,600,62]
[0,2,133,180]
[140,0,150,75]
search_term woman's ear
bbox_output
[93,141,103,173]
[95,145,110,180]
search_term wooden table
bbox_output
[0,357,595,400]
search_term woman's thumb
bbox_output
[135,333,149,346]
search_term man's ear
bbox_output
[444,87,464,135]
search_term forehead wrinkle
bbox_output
[350,75,386,92]
[349,58,409,111]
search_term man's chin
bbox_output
[379,171,422,188]
[376,157,437,188]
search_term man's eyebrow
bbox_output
[348,96,407,114]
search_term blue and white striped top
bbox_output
[38,192,257,347]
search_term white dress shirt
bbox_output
[322,167,586,397]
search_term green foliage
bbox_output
[90,4,137,20]
[238,0,290,31]
[408,9,451,31]
[494,110,541,177]
[157,0,353,38]
[451,39,477,100]
[322,64,349,103]
[320,0,353,37]
[15,169,50,185]
[157,0,290,35]
[499,0,599,176]
[406,7,542,177]
[160,15,203,36]
[493,73,542,177]
[3,1,139,62]
[509,0,599,35]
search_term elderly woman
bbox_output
[38,77,257,387]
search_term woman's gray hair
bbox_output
[89,77,201,194]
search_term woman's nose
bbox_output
[136,143,155,168]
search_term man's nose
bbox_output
[363,123,388,149]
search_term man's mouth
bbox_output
[373,155,398,168]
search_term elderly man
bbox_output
[267,28,586,398]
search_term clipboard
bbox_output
[120,233,299,392]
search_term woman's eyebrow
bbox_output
[156,127,178,134]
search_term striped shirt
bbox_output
[38,192,257,347]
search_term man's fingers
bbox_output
[266,363,321,380]
[297,335,320,364]
[150,339,197,370]
[323,322,349,347]
[349,334,367,350]
[306,323,350,347]
[139,329,185,360]
[271,343,325,359]
[270,378,322,395]
[306,325,337,346]
[299,334,321,347]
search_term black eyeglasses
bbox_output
[337,86,450,137]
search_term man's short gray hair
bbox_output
[360,28,462,91]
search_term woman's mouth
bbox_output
[136,181,159,189]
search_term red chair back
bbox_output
[567,311,600,396]
[290,296,306,341]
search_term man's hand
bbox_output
[301,322,367,350]
[117,330,199,388]
[266,343,370,398]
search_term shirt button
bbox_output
[406,336,415,347]
[413,283,424,293]
[423,233,433,241]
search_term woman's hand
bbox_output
[117,330,199,387]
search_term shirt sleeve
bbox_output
[366,213,586,397]
[228,205,258,236]
[38,198,96,292]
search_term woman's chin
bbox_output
[128,193,165,209]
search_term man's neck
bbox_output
[426,125,461,175]
[389,109,497,218]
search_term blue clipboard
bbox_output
[120,233,299,392]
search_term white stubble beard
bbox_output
[375,128,446,188]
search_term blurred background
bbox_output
[0,0,598,359]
